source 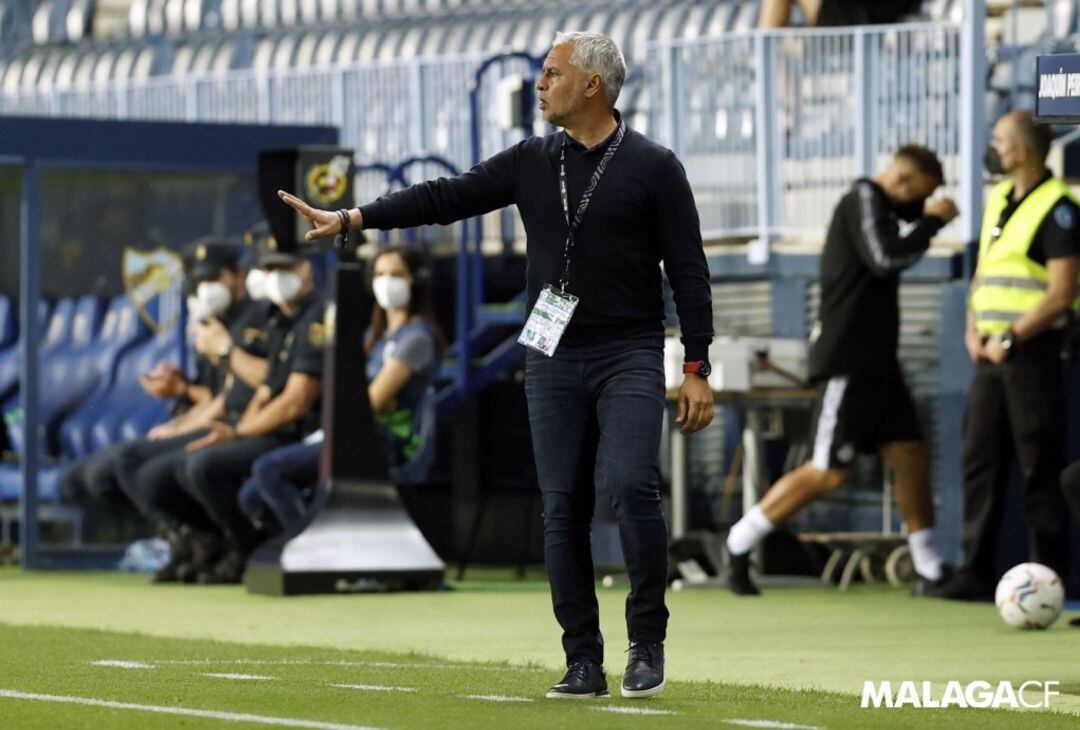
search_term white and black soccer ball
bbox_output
[995,563,1065,630]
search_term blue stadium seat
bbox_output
[3,296,155,459]
[0,462,65,503]
[0,300,53,404]
[1,297,88,455]
[58,324,177,459]
[0,295,15,351]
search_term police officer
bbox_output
[110,237,271,581]
[174,244,325,584]
[930,110,1080,600]
[59,238,259,521]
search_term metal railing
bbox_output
[0,51,534,196]
[1,16,985,247]
[647,20,983,246]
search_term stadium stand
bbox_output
[0,0,1075,575]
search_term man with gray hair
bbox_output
[279,32,715,699]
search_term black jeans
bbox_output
[525,343,668,665]
[962,332,1070,584]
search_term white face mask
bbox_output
[372,275,412,311]
[196,281,232,317]
[186,295,212,322]
[265,269,303,306]
[245,268,267,301]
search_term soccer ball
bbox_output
[994,563,1065,630]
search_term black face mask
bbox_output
[984,145,1005,176]
[894,199,926,223]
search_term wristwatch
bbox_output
[999,329,1016,360]
[683,360,712,378]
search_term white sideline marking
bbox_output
[203,673,276,681]
[725,720,823,730]
[144,658,532,672]
[90,660,156,670]
[593,706,677,716]
[331,684,416,693]
[464,694,535,703]
[0,688,385,730]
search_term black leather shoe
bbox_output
[912,565,955,597]
[175,530,222,584]
[920,569,990,601]
[197,545,248,585]
[545,660,608,699]
[621,642,665,699]
[151,528,191,584]
[727,549,760,596]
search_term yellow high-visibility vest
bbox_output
[971,176,1080,334]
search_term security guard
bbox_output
[108,237,271,581]
[931,110,1080,600]
[174,242,325,584]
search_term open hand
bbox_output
[278,190,343,242]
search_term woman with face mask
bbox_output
[236,245,445,537]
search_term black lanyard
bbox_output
[557,120,626,292]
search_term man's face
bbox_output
[536,43,586,127]
[886,159,939,205]
[991,117,1025,174]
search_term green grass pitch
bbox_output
[0,567,1078,729]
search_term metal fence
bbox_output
[648,21,979,243]
[0,52,536,208]
[1,18,984,246]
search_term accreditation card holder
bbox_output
[517,284,579,357]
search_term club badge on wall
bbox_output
[122,246,185,333]
[305,154,352,206]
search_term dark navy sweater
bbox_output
[358,118,714,361]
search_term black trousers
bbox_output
[962,332,1070,584]
[113,432,216,532]
[1062,461,1080,522]
[178,433,295,542]
[60,442,128,505]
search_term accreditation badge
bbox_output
[517,284,579,357]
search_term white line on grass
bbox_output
[725,720,823,730]
[142,658,534,672]
[90,660,156,670]
[203,673,276,681]
[463,694,535,703]
[331,684,416,693]
[593,706,677,716]
[0,689,386,730]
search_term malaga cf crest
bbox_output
[122,246,185,333]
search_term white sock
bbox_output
[726,506,774,556]
[907,528,944,581]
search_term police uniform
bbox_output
[178,288,325,548]
[111,240,269,530]
[962,172,1080,587]
[60,240,256,514]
